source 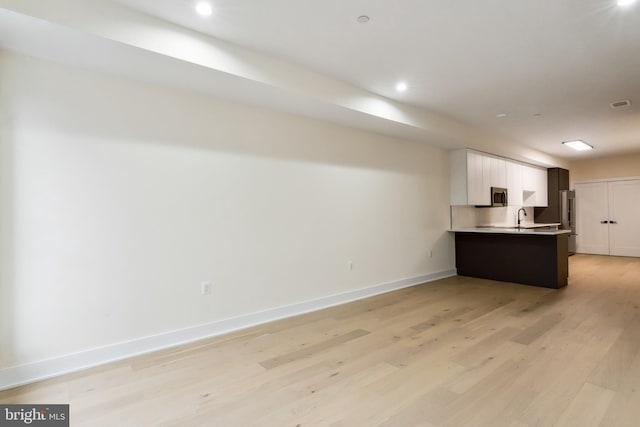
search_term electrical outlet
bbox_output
[201,281,211,295]
[348,261,353,271]
[429,250,433,258]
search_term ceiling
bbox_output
[115,0,640,159]
[2,0,640,162]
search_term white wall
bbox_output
[570,154,640,186]
[0,51,454,374]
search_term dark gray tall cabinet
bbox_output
[534,168,570,223]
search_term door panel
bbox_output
[575,182,609,255]
[608,180,640,257]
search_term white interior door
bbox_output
[575,182,610,255]
[608,180,640,257]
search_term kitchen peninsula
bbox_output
[450,226,570,289]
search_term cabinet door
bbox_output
[521,165,535,191]
[450,149,469,205]
[490,157,507,188]
[521,165,547,207]
[480,155,491,205]
[467,152,491,205]
[575,182,609,255]
[506,161,523,206]
[608,180,640,257]
[521,165,536,205]
[534,168,548,207]
[466,152,479,205]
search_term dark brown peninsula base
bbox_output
[454,232,568,289]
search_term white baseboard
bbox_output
[0,269,456,391]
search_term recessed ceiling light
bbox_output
[563,140,594,151]
[357,15,370,23]
[618,0,636,6]
[395,82,408,92]
[496,113,507,118]
[195,1,213,16]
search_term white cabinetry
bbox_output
[490,157,506,188]
[522,164,548,207]
[451,150,489,205]
[534,168,548,207]
[575,179,640,257]
[506,161,523,206]
[466,151,491,206]
[450,149,547,207]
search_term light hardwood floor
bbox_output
[2,254,640,426]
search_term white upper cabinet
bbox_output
[450,149,548,207]
[452,150,490,205]
[451,150,488,205]
[450,150,504,206]
[450,150,468,205]
[521,164,536,192]
[479,154,492,205]
[490,157,507,188]
[533,167,548,207]
[506,161,523,206]
[522,164,548,207]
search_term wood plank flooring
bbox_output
[2,254,640,426]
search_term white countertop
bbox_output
[449,227,571,236]
[480,222,561,229]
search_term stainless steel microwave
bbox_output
[491,187,508,207]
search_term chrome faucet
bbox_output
[517,208,527,228]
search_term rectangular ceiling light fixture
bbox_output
[562,140,593,151]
